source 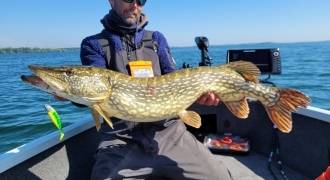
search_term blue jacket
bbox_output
[80,29,176,74]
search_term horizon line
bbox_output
[1,39,329,50]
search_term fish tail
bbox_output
[265,88,310,133]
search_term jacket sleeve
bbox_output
[153,31,176,74]
[80,36,107,68]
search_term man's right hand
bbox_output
[196,92,221,106]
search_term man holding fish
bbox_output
[80,0,232,179]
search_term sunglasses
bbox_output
[122,0,146,6]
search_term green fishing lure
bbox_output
[45,104,64,140]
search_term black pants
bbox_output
[91,120,232,180]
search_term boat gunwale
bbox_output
[0,118,94,173]
[0,105,329,174]
[297,106,330,123]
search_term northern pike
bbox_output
[21,61,310,133]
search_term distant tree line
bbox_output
[0,47,79,54]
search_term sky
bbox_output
[1,0,330,48]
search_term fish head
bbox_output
[26,65,113,105]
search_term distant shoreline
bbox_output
[0,47,79,54]
[171,40,330,48]
[1,40,329,53]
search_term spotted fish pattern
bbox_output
[22,61,310,133]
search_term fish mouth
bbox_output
[21,75,45,86]
[21,75,56,95]
[24,65,67,92]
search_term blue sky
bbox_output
[1,0,330,48]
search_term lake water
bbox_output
[0,41,329,153]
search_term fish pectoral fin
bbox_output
[92,104,114,129]
[91,108,101,131]
[178,110,201,128]
[224,98,250,119]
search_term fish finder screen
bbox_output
[226,49,281,74]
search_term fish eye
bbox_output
[65,70,74,76]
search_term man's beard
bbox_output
[122,11,141,25]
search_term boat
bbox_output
[1,37,329,179]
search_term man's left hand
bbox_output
[196,92,221,106]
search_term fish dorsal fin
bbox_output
[227,61,261,83]
[224,98,250,119]
[178,110,201,128]
[92,104,114,129]
[91,108,101,131]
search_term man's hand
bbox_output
[196,92,221,106]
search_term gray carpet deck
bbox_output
[214,153,310,180]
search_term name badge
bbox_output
[128,60,154,78]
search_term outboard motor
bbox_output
[195,36,213,66]
[181,36,213,69]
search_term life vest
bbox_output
[97,30,162,76]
